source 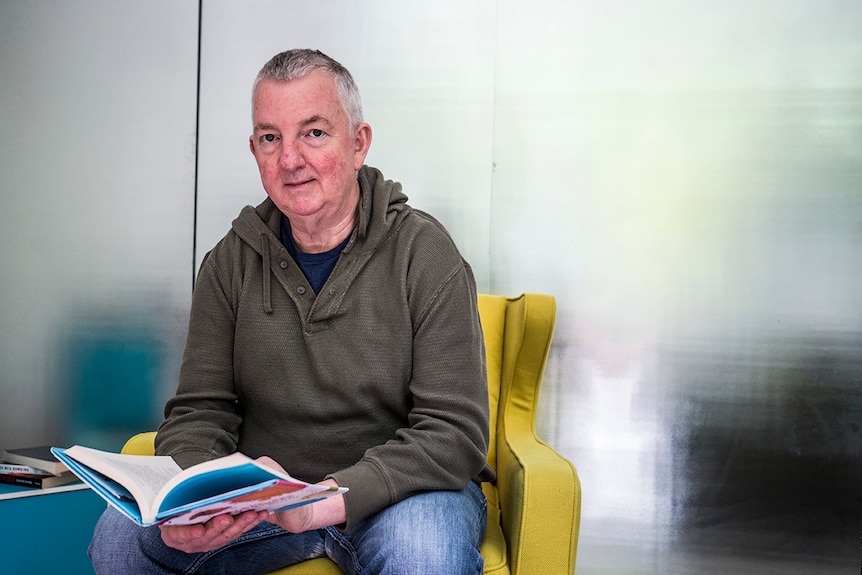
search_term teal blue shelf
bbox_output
[0,485,106,574]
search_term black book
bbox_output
[0,469,78,489]
[2,445,69,475]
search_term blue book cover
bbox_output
[51,446,346,526]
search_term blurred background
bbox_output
[1,1,860,573]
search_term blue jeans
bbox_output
[89,481,486,575]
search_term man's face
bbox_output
[250,71,370,224]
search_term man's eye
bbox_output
[262,134,277,143]
[310,129,324,138]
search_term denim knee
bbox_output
[90,507,177,575]
[90,506,328,575]
[330,482,487,575]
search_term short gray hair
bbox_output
[253,49,364,131]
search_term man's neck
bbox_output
[289,208,356,254]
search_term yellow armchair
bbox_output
[122,293,581,574]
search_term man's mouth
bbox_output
[283,179,313,188]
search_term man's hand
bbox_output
[159,510,269,553]
[255,456,347,533]
[160,455,347,552]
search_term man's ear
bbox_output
[353,123,372,171]
[249,135,256,155]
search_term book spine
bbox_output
[0,473,49,488]
[0,463,52,475]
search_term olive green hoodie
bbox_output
[156,166,494,526]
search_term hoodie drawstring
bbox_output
[261,233,273,314]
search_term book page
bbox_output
[64,445,181,510]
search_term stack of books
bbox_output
[0,446,78,489]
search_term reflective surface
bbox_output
[195,0,495,284]
[492,1,862,571]
[0,1,198,450]
[2,1,860,572]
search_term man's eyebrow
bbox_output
[254,116,334,132]
[300,115,334,128]
[253,122,279,132]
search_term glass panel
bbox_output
[3,1,859,572]
[493,0,862,571]
[195,0,496,290]
[0,1,199,451]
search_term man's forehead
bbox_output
[253,75,345,124]
[254,72,337,101]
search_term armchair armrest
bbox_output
[496,294,581,575]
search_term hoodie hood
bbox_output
[229,165,410,313]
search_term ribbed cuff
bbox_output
[327,459,392,528]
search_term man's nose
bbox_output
[279,142,305,170]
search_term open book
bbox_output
[51,445,347,527]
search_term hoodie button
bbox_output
[296,286,306,295]
[279,260,288,269]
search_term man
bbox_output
[89,49,494,575]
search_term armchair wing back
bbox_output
[121,293,581,574]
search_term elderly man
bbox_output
[89,49,493,575]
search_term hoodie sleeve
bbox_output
[328,225,494,526]
[155,247,243,469]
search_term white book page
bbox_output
[65,445,181,510]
